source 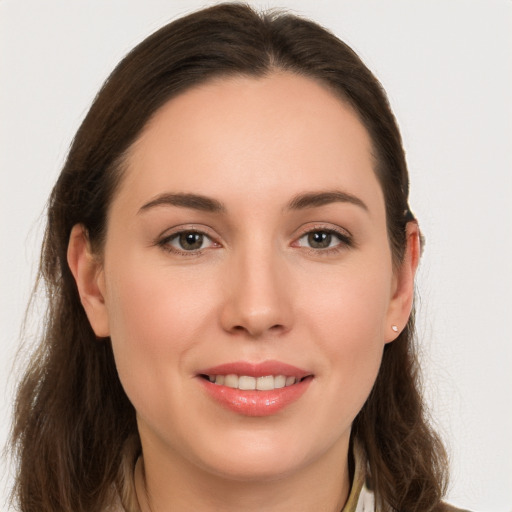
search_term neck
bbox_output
[134,442,352,512]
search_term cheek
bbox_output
[298,259,392,346]
[103,258,218,412]
[107,254,216,338]
[296,260,392,404]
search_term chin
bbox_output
[201,452,307,483]
[187,429,325,483]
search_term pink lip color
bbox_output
[198,360,312,417]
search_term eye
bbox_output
[161,230,217,253]
[295,228,352,251]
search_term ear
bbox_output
[67,224,110,337]
[385,222,421,343]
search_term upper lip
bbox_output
[198,360,311,378]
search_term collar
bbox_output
[126,445,376,512]
[342,442,375,512]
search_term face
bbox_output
[72,72,414,484]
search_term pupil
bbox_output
[308,231,331,248]
[179,232,203,250]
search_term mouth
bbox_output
[197,361,313,416]
[199,374,308,390]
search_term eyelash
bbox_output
[293,226,353,255]
[157,229,219,256]
[156,226,353,256]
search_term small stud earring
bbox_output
[391,325,399,333]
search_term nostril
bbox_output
[229,323,286,337]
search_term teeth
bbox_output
[274,375,286,389]
[207,374,299,390]
[224,374,238,388]
[238,376,256,390]
[256,375,274,390]
[285,376,296,386]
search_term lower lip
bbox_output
[199,377,312,416]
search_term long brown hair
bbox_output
[11,4,448,511]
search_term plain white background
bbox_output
[1,1,511,510]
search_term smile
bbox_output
[198,361,313,416]
[205,374,302,390]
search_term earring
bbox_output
[391,325,399,333]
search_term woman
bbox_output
[10,3,464,511]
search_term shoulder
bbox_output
[440,503,473,512]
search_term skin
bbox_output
[68,72,419,512]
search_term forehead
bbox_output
[116,72,383,215]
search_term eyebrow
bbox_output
[286,190,368,212]
[138,189,368,215]
[139,193,226,214]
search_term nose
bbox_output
[219,245,293,339]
